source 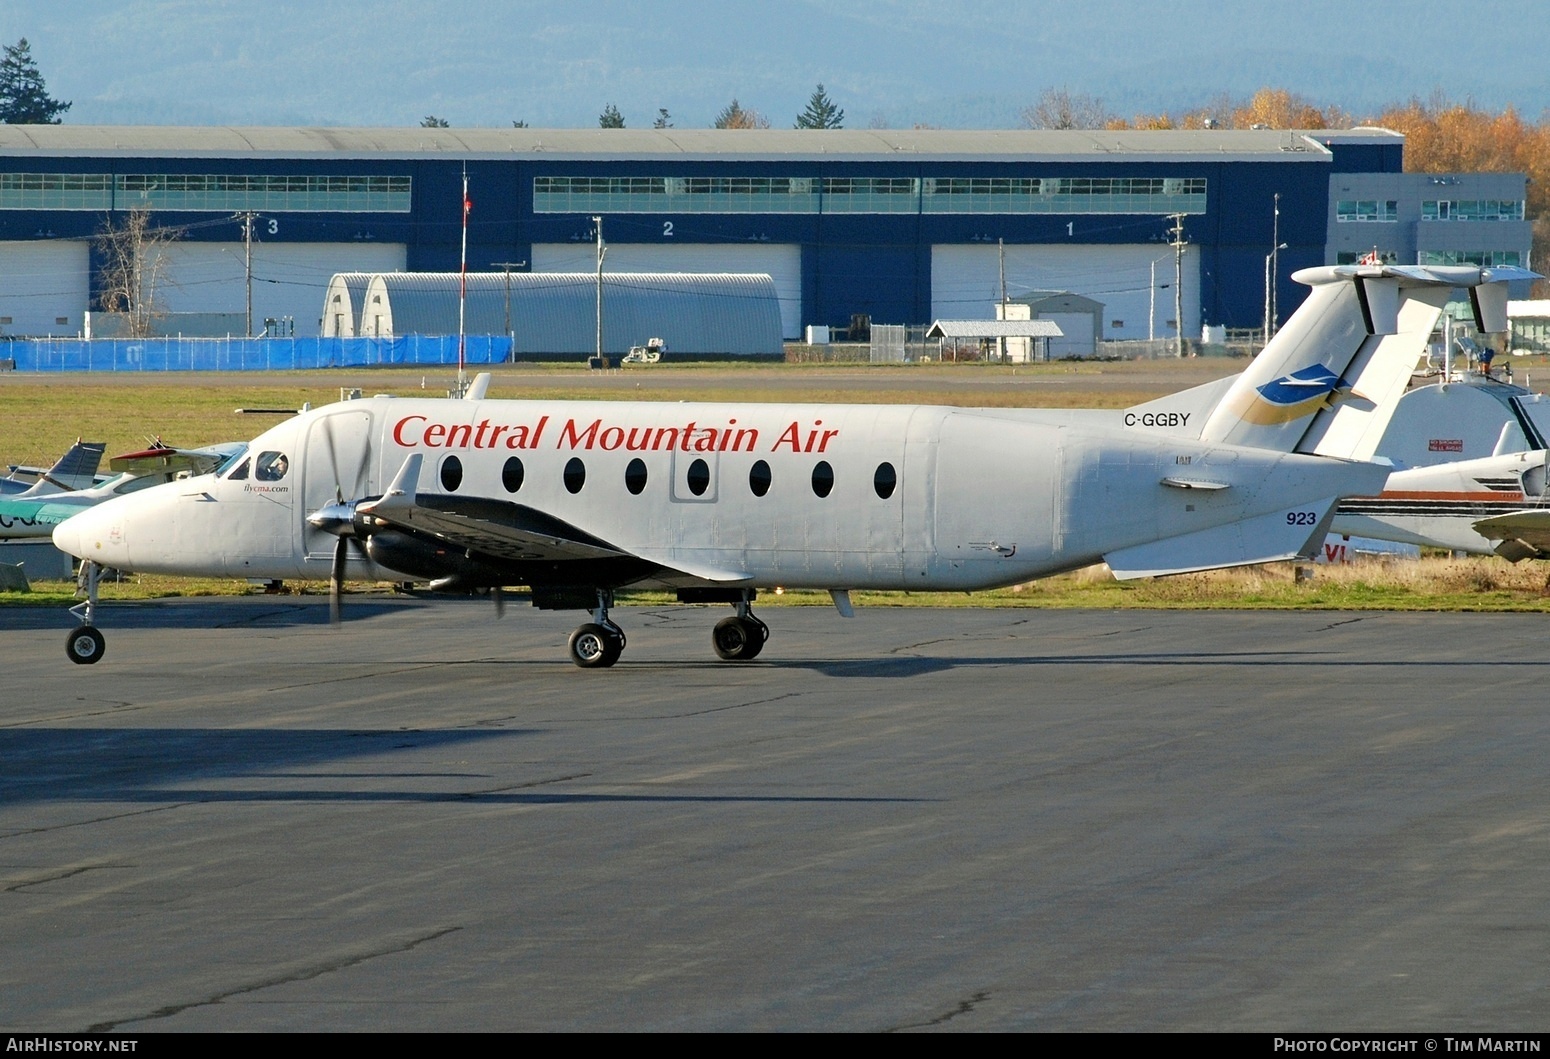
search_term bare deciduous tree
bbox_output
[1020,88,1113,130]
[95,209,180,338]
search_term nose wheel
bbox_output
[65,560,106,665]
[66,625,106,665]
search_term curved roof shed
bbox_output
[353,271,783,355]
[321,272,376,337]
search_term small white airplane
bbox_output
[1331,447,1550,560]
[51,264,1533,666]
[0,441,245,542]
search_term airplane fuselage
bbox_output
[56,396,1379,593]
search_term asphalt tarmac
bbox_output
[2,599,1547,1031]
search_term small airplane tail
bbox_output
[14,440,108,496]
[1193,264,1537,459]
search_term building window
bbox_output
[1422,200,1525,222]
[922,175,1206,215]
[533,173,1206,216]
[1336,200,1398,222]
[0,173,413,212]
[1336,250,1398,264]
[1417,250,1522,267]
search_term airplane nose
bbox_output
[53,505,112,561]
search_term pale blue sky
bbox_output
[7,1,1547,128]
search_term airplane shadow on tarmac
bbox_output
[0,727,928,809]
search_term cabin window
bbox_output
[625,458,648,495]
[254,451,289,481]
[749,460,772,497]
[502,456,524,492]
[226,458,250,481]
[811,461,834,498]
[686,458,710,496]
[873,462,897,499]
[440,454,463,491]
[564,457,586,494]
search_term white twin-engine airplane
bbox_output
[51,264,1532,667]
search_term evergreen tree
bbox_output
[512,119,529,128]
[599,103,624,128]
[421,115,450,128]
[652,108,673,129]
[0,38,70,124]
[795,84,843,129]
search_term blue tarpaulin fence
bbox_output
[2,336,515,372]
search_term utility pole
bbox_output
[236,211,257,336]
[593,216,606,364]
[491,260,527,357]
[998,237,1007,363]
[1169,213,1187,358]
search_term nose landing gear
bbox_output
[65,560,105,665]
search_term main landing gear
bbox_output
[712,595,768,662]
[567,590,626,669]
[65,560,106,665]
[563,589,770,668]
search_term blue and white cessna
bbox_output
[52,264,1533,666]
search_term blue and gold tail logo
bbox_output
[1240,364,1353,425]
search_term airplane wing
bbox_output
[108,443,236,478]
[357,454,752,584]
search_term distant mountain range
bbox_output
[9,0,1548,130]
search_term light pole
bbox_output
[1263,241,1287,344]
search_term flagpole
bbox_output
[457,167,470,397]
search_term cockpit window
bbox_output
[213,444,248,475]
[226,457,251,481]
[254,451,290,481]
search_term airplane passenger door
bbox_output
[301,408,374,561]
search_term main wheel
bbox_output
[568,623,622,668]
[713,616,762,661]
[66,625,105,666]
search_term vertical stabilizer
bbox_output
[1198,265,1537,458]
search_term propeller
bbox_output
[307,413,374,626]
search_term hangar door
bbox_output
[532,243,802,339]
[145,242,406,336]
[932,244,1199,347]
[0,240,90,337]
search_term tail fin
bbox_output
[15,440,108,496]
[43,440,107,491]
[1198,265,1537,458]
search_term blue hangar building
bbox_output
[0,125,1407,343]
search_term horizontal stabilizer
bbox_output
[1474,509,1550,553]
[1104,497,1341,580]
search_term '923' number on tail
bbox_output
[1286,511,1319,526]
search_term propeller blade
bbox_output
[492,585,505,619]
[330,535,348,627]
